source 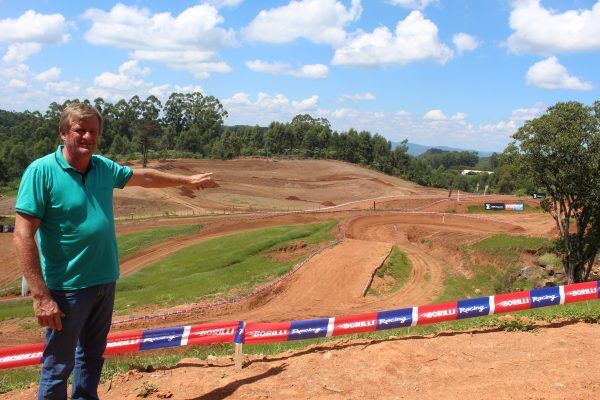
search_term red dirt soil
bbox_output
[1,158,597,399]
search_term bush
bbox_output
[538,253,561,268]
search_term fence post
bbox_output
[234,322,245,369]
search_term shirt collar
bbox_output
[54,145,95,173]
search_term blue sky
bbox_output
[0,0,599,152]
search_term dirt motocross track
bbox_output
[1,158,599,399]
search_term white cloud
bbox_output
[507,0,600,54]
[223,92,324,126]
[451,112,467,120]
[332,11,453,67]
[46,80,82,96]
[525,56,593,90]
[2,43,42,64]
[204,0,244,8]
[148,84,204,99]
[245,60,329,79]
[386,0,436,10]
[509,102,546,121]
[243,0,362,46]
[452,33,480,54]
[292,95,319,110]
[337,92,376,102]
[480,102,546,134]
[86,60,154,100]
[9,79,27,88]
[396,110,411,117]
[83,3,235,78]
[423,109,447,120]
[94,60,150,91]
[0,10,69,44]
[35,67,61,82]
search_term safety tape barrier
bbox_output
[0,321,243,370]
[1,280,598,370]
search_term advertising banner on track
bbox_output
[331,312,378,336]
[493,290,531,313]
[0,343,43,370]
[505,202,524,211]
[417,302,458,325]
[244,321,291,344]
[376,307,415,330]
[563,281,599,303]
[484,203,505,210]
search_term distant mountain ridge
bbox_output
[392,142,496,157]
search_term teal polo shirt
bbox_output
[15,146,132,290]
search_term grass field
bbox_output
[117,224,203,259]
[114,220,337,311]
[368,246,412,296]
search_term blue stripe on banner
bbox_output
[598,281,600,298]
[140,327,185,351]
[288,319,329,341]
[530,286,561,308]
[457,297,491,319]
[376,307,413,330]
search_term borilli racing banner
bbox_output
[0,321,242,370]
[1,282,598,370]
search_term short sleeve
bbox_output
[109,160,133,189]
[15,166,48,219]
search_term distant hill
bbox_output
[392,142,496,157]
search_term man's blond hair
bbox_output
[59,102,103,134]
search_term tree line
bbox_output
[0,92,521,195]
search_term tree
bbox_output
[510,101,600,283]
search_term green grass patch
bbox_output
[117,224,203,259]
[473,233,553,252]
[538,253,561,268]
[0,216,15,225]
[437,234,557,302]
[368,246,412,296]
[114,221,337,310]
[0,299,34,322]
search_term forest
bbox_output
[0,92,536,195]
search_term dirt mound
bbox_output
[286,195,301,200]
[265,241,315,262]
[321,201,336,206]
[178,186,196,198]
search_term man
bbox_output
[13,102,215,399]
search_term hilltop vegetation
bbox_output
[0,92,532,195]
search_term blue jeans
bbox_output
[38,282,116,400]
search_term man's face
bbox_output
[60,115,100,160]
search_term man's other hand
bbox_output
[33,295,65,331]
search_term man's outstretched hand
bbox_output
[184,173,220,190]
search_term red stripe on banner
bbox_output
[187,321,239,345]
[0,343,44,370]
[332,312,377,336]
[104,331,144,356]
[244,321,291,344]
[564,281,599,304]
[494,291,531,313]
[417,302,458,325]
